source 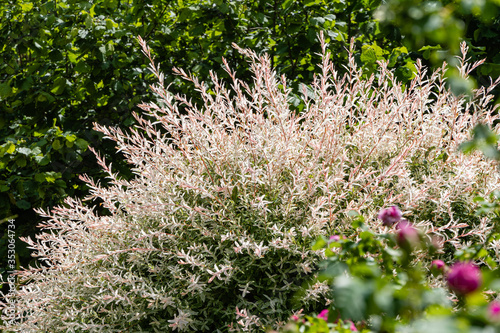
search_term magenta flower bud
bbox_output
[488,300,500,321]
[431,260,445,271]
[378,206,402,226]
[396,220,419,247]
[291,315,299,321]
[317,309,328,321]
[430,259,446,276]
[447,262,482,295]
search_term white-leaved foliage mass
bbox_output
[1,33,500,332]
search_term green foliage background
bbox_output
[1,0,499,300]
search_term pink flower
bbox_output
[378,206,402,226]
[396,220,419,247]
[317,309,329,321]
[329,235,340,242]
[489,300,500,321]
[347,320,357,331]
[291,315,299,321]
[447,262,482,295]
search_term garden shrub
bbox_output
[1,33,500,332]
[277,209,500,333]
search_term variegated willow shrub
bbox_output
[1,33,500,332]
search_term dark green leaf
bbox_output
[74,138,88,150]
[52,140,63,150]
[0,82,12,98]
[49,50,64,61]
[50,77,67,95]
[16,200,31,210]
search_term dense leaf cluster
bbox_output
[1,0,499,306]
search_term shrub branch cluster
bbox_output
[1,33,499,332]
